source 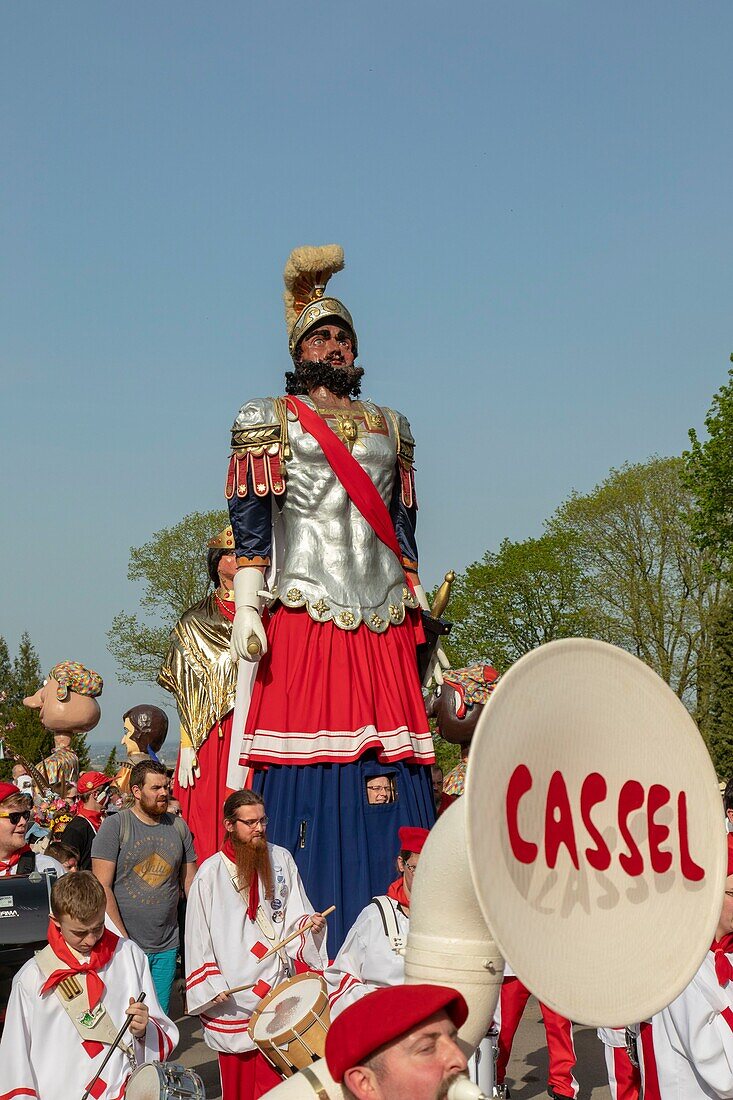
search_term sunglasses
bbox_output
[0,809,32,825]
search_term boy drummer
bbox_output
[0,871,178,1100]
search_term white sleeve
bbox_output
[661,981,733,1097]
[184,871,229,1013]
[281,852,328,972]
[0,971,40,1097]
[127,941,179,1064]
[325,909,373,1016]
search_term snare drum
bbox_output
[125,1061,205,1099]
[248,972,331,1077]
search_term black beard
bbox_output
[285,357,365,398]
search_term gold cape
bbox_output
[157,592,237,752]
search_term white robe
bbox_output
[637,949,733,1099]
[184,843,328,1053]
[325,896,408,1017]
[0,936,178,1100]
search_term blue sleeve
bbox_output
[390,471,418,569]
[228,462,274,564]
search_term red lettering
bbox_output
[678,791,705,882]
[544,771,579,870]
[647,784,672,873]
[618,780,645,876]
[506,765,537,864]
[580,772,611,871]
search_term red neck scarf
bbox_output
[76,805,103,831]
[0,843,31,876]
[387,876,411,912]
[222,838,259,921]
[41,921,119,1008]
[711,933,733,987]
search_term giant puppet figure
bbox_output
[227,245,435,947]
[158,527,239,861]
[23,661,103,794]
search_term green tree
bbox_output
[8,632,51,768]
[103,745,118,775]
[685,361,733,570]
[445,530,608,672]
[701,593,733,779]
[108,508,229,683]
[549,457,722,713]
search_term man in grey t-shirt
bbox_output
[92,760,197,1012]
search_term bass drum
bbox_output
[125,1062,206,1099]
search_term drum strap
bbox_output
[370,896,405,953]
[35,944,130,1053]
[300,1064,331,1100]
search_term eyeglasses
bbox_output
[0,810,32,825]
[235,815,268,828]
[366,784,392,793]
[404,862,419,874]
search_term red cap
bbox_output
[78,772,111,794]
[398,826,430,855]
[325,984,468,1082]
[727,833,733,877]
[0,782,22,806]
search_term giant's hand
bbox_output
[177,745,200,789]
[230,607,268,662]
[230,569,268,662]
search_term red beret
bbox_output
[325,984,468,1082]
[398,826,429,854]
[78,771,111,794]
[727,833,733,877]
[0,782,22,806]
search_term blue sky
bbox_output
[1,2,731,743]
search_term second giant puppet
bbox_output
[227,245,435,948]
[158,527,239,860]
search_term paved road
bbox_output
[170,987,611,1099]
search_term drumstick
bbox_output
[222,906,336,995]
[257,905,335,962]
[80,991,146,1100]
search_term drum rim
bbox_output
[248,972,329,1044]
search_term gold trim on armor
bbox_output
[230,422,282,453]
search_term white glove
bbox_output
[412,583,449,686]
[231,568,268,662]
[177,745,200,788]
[412,582,430,612]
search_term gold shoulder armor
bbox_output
[382,407,415,468]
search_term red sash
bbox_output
[287,397,404,566]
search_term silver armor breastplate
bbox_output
[274,399,417,632]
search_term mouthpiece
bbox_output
[447,1078,488,1100]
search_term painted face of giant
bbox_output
[24,679,100,734]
